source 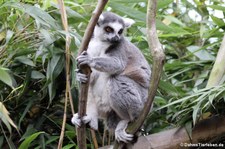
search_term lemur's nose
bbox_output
[111,35,120,42]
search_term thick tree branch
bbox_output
[77,0,108,55]
[101,115,225,149]
[207,34,225,87]
[126,0,165,133]
[114,0,165,148]
[77,1,108,149]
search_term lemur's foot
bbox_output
[82,115,98,130]
[115,120,133,143]
[71,113,98,130]
[71,113,82,127]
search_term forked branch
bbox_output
[114,0,165,148]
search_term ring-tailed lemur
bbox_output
[71,12,151,143]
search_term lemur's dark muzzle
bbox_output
[111,35,120,43]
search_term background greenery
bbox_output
[0,0,225,148]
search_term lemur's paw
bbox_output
[71,113,81,127]
[83,115,98,130]
[71,113,98,130]
[115,120,133,143]
[76,69,88,83]
[76,51,92,67]
[115,128,133,143]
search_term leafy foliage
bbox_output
[0,0,224,148]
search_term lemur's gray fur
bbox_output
[71,12,151,143]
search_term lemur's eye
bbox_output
[118,29,123,34]
[105,26,114,33]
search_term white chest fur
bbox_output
[87,38,110,57]
[87,38,112,117]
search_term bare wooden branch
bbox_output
[113,0,165,148]
[207,34,225,87]
[77,0,109,55]
[77,1,108,149]
[127,0,165,133]
[101,116,225,149]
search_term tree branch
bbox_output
[207,34,225,87]
[77,0,109,55]
[114,0,165,148]
[101,115,225,149]
[77,1,108,149]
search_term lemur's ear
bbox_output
[97,14,104,26]
[123,18,135,28]
[99,14,104,21]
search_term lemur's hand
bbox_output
[71,113,82,127]
[77,51,93,68]
[75,69,88,83]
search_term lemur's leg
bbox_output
[109,76,144,143]
[71,70,98,130]
[71,96,98,130]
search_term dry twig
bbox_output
[57,0,72,148]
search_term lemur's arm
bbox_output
[77,51,125,74]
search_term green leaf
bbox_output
[156,20,190,36]
[208,5,225,11]
[0,136,3,149]
[210,15,225,27]
[192,102,201,125]
[31,71,45,79]
[163,16,186,27]
[2,30,14,47]
[109,2,146,22]
[112,0,145,3]
[187,46,215,61]
[159,80,178,96]
[3,2,59,29]
[19,131,45,149]
[156,19,173,32]
[191,91,210,125]
[159,32,191,37]
[18,100,33,129]
[45,136,59,146]
[48,54,65,80]
[47,54,65,102]
[62,144,75,149]
[20,125,37,141]
[200,24,206,38]
[15,56,36,67]
[39,29,55,46]
[0,67,14,88]
[158,0,174,9]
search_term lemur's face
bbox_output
[94,12,135,44]
[101,22,124,43]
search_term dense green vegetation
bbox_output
[0,0,225,148]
